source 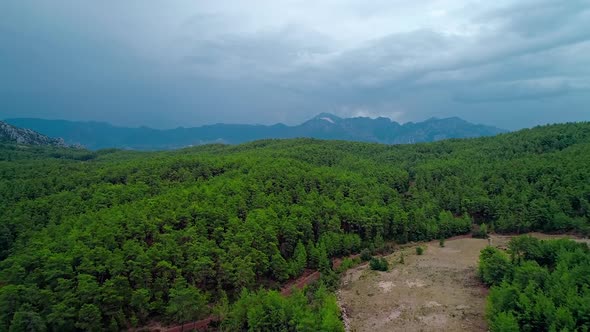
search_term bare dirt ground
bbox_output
[337,233,589,332]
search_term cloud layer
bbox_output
[1,0,589,129]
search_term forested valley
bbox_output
[1,122,589,331]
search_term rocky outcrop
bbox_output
[0,120,71,147]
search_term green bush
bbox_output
[490,312,519,332]
[369,258,389,271]
[439,238,445,247]
[473,223,489,239]
[416,246,424,255]
[478,247,511,286]
[360,248,372,262]
[336,257,360,273]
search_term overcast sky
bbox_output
[1,0,589,129]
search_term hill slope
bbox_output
[0,120,69,147]
[0,122,588,330]
[5,114,506,150]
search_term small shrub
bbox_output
[337,257,361,273]
[369,257,389,271]
[360,248,372,262]
[383,243,395,253]
[416,246,424,255]
[473,223,489,239]
[399,252,405,264]
[321,272,340,290]
[439,238,446,247]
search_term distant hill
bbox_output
[0,120,71,147]
[4,114,507,150]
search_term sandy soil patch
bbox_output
[338,237,490,332]
[338,233,589,332]
[378,281,395,293]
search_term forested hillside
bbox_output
[0,122,589,331]
[480,236,590,331]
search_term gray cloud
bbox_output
[455,78,574,103]
[0,0,589,129]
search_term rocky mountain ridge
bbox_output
[4,114,507,150]
[0,120,71,147]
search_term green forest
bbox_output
[1,122,589,331]
[480,236,590,331]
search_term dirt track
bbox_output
[281,269,321,296]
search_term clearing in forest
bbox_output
[337,234,587,332]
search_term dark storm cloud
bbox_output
[0,0,589,129]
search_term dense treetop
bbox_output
[480,236,590,331]
[0,122,589,330]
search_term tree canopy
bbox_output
[481,237,590,331]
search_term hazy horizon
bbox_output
[3,112,511,131]
[1,1,589,130]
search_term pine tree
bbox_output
[292,241,308,276]
[318,243,331,274]
[271,253,290,281]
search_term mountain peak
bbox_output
[312,113,342,124]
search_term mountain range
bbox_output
[4,114,507,150]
